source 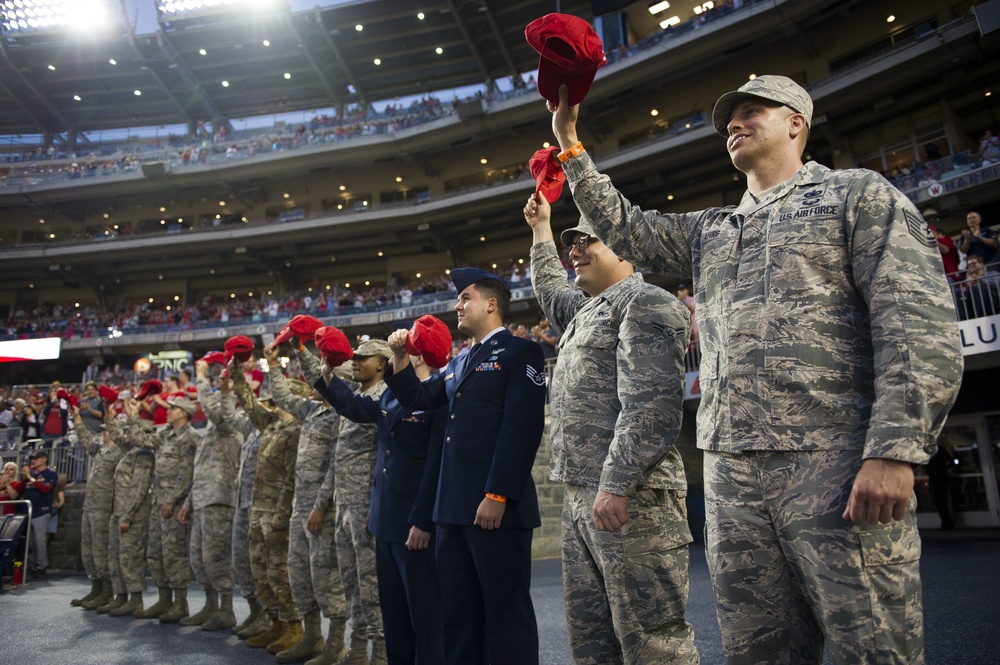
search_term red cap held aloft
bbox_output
[199,351,227,366]
[136,379,163,401]
[274,314,325,346]
[529,146,565,203]
[98,385,120,403]
[526,14,607,107]
[405,315,453,369]
[314,326,354,366]
[224,335,255,363]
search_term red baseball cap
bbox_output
[199,351,227,366]
[314,326,354,366]
[405,315,453,369]
[526,14,607,107]
[224,335,255,363]
[98,385,120,402]
[529,146,565,203]
[274,314,324,346]
[136,379,163,401]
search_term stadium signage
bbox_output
[910,163,1000,204]
[957,314,1000,355]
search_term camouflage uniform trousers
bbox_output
[288,506,348,620]
[147,503,191,589]
[562,484,698,665]
[108,512,150,595]
[81,507,112,580]
[190,504,236,593]
[249,508,298,621]
[704,450,923,665]
[334,503,383,641]
[232,506,255,597]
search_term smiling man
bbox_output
[386,268,546,665]
[524,195,697,665]
[547,74,963,664]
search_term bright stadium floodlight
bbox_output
[157,0,280,18]
[0,0,119,36]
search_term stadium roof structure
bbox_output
[0,0,593,136]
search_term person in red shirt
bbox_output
[148,376,185,426]
[932,225,960,281]
[40,388,68,443]
[242,354,264,396]
[178,369,207,429]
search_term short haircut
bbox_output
[85,381,97,390]
[472,279,511,322]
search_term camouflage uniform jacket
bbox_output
[272,349,342,514]
[77,423,124,512]
[224,384,263,511]
[108,423,155,524]
[129,416,198,507]
[563,154,963,464]
[184,378,243,510]
[234,368,300,527]
[334,379,385,507]
[531,241,691,494]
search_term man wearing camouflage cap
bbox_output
[126,394,199,618]
[325,338,390,665]
[523,205,698,663]
[546,75,963,663]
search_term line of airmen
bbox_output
[68,333,407,665]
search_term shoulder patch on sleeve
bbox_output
[904,209,936,248]
[526,365,547,386]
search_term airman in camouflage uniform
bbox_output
[99,413,155,616]
[525,203,698,664]
[331,339,390,664]
[233,362,304,654]
[70,406,124,609]
[129,396,198,618]
[173,367,242,629]
[228,381,266,637]
[548,76,964,664]
[264,343,349,665]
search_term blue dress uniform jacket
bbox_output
[384,330,547,529]
[386,329,547,665]
[313,375,446,543]
[316,375,448,665]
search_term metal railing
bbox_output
[0,443,89,484]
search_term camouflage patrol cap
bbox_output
[712,75,813,136]
[559,218,597,247]
[167,396,197,416]
[354,339,391,360]
[286,378,312,398]
[257,390,274,403]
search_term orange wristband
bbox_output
[557,142,584,163]
[485,493,507,504]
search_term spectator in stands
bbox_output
[532,317,559,360]
[1,461,21,514]
[955,255,1000,320]
[980,130,1000,165]
[20,450,59,576]
[932,226,960,280]
[0,397,12,430]
[676,283,699,345]
[959,211,998,271]
[39,388,68,444]
[19,404,39,441]
[46,473,67,545]
[79,381,105,435]
[242,354,264,395]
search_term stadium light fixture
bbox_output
[659,16,680,29]
[283,72,291,79]
[355,23,363,31]
[109,58,117,65]
[134,89,142,95]
[417,12,425,20]
[47,64,56,71]
[199,48,207,55]
[73,94,81,100]
[373,58,381,65]
[648,2,669,15]
[886,15,895,23]
[262,39,269,46]
[435,47,443,55]
[1,0,117,36]
[221,80,229,87]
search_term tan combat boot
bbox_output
[276,610,325,663]
[247,618,285,648]
[110,591,143,617]
[201,591,237,631]
[97,593,127,615]
[180,585,217,626]
[72,579,101,607]
[268,619,304,655]
[159,587,189,623]
[134,587,172,618]
[232,594,262,635]
[83,579,112,610]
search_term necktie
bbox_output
[461,343,482,378]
